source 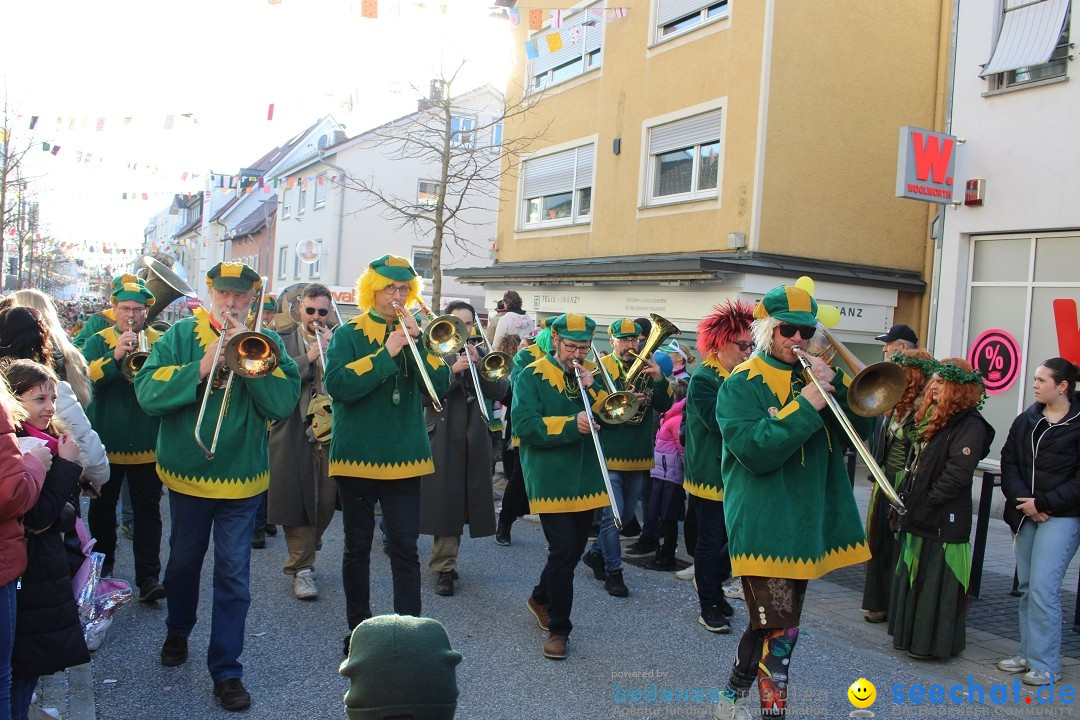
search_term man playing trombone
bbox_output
[419,300,509,597]
[83,274,166,602]
[514,313,611,661]
[134,261,301,712]
[267,283,337,601]
[712,284,871,720]
[324,255,451,655]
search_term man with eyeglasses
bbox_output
[324,255,451,657]
[419,300,509,597]
[514,313,611,660]
[267,283,338,600]
[713,284,871,720]
[84,274,166,599]
[683,300,755,635]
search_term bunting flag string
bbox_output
[521,6,629,60]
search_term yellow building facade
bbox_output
[460,0,950,357]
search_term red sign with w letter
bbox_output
[896,125,957,204]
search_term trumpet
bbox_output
[194,280,281,460]
[572,360,623,530]
[794,325,907,515]
[588,345,639,424]
[121,318,151,383]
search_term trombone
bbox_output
[794,325,908,514]
[194,279,281,460]
[391,301,462,413]
[588,345,639,424]
[572,360,623,530]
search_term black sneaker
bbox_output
[495,522,511,546]
[581,551,606,580]
[604,571,629,597]
[649,555,676,570]
[623,537,658,558]
[161,633,188,666]
[435,571,454,596]
[251,528,266,549]
[138,580,166,603]
[213,678,252,712]
[698,605,731,633]
[264,523,278,537]
[619,516,641,538]
[717,596,735,618]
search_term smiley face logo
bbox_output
[847,678,876,709]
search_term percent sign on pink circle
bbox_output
[967,328,1021,394]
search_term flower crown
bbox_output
[890,351,937,378]
[937,360,988,410]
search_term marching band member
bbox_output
[420,301,509,597]
[324,255,451,655]
[267,283,337,600]
[515,313,610,660]
[582,319,671,597]
[713,284,871,720]
[684,300,755,633]
[83,275,166,603]
[134,261,300,712]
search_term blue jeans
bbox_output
[587,470,645,573]
[1015,515,1080,674]
[163,490,260,682]
[0,579,15,719]
[10,674,35,720]
[695,496,732,608]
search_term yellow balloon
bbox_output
[795,276,815,295]
[847,678,877,709]
[817,304,841,328]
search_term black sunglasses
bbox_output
[305,307,329,317]
[778,324,816,340]
[734,341,754,352]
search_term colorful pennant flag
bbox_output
[267,103,275,121]
[508,8,519,27]
[51,145,60,156]
[571,26,582,44]
[551,9,564,28]
[528,9,542,30]
[546,31,563,53]
[525,39,539,59]
[164,115,175,130]
[96,117,105,132]
[29,116,39,130]
[361,0,377,18]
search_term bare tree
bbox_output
[0,101,39,291]
[339,63,547,307]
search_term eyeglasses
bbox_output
[304,307,329,317]
[734,341,754,352]
[778,324,817,340]
[559,340,590,355]
[382,285,410,297]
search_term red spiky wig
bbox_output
[696,300,755,355]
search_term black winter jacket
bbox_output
[12,455,90,680]
[1000,398,1080,529]
[897,408,995,543]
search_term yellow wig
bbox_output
[357,269,423,313]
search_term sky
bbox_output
[2,0,514,250]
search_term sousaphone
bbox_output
[139,255,198,330]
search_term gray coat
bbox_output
[419,348,508,538]
[268,326,328,526]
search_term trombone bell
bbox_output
[224,331,280,379]
[425,316,467,356]
[479,351,512,382]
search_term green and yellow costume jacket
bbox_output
[513,353,611,514]
[683,355,728,501]
[324,310,451,480]
[598,353,672,471]
[82,324,165,464]
[73,308,115,349]
[133,308,301,499]
[507,344,547,447]
[716,352,872,579]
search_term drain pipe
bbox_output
[318,148,349,288]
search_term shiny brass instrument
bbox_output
[795,324,908,515]
[392,301,457,413]
[139,255,197,328]
[194,279,281,459]
[588,345,639,424]
[471,332,512,383]
[120,318,151,383]
[411,298,473,416]
[572,360,623,530]
[619,313,681,425]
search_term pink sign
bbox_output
[186,298,202,309]
[967,328,1020,395]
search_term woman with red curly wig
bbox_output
[888,358,994,659]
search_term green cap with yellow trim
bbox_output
[753,285,818,326]
[206,261,262,293]
[549,313,595,342]
[369,254,417,282]
[111,275,155,306]
[608,318,641,339]
[263,294,277,312]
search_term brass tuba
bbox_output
[620,313,681,425]
[139,255,197,327]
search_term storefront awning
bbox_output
[980,0,1071,77]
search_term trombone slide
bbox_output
[573,361,623,530]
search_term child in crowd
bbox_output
[647,379,688,570]
[3,359,90,720]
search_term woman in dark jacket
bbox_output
[996,358,1080,687]
[888,358,994,659]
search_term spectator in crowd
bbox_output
[14,289,94,409]
[492,291,534,349]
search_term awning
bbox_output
[980,0,1071,77]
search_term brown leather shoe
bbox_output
[526,596,550,631]
[864,610,887,623]
[213,677,252,711]
[542,633,568,660]
[161,633,188,667]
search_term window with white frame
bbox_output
[655,0,730,42]
[982,0,1071,89]
[293,250,301,279]
[520,144,594,228]
[418,180,441,209]
[528,3,604,91]
[280,188,292,219]
[314,173,328,209]
[277,246,287,279]
[297,181,307,214]
[451,116,476,148]
[645,109,722,206]
[412,249,433,280]
[308,255,321,279]
[491,123,503,150]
